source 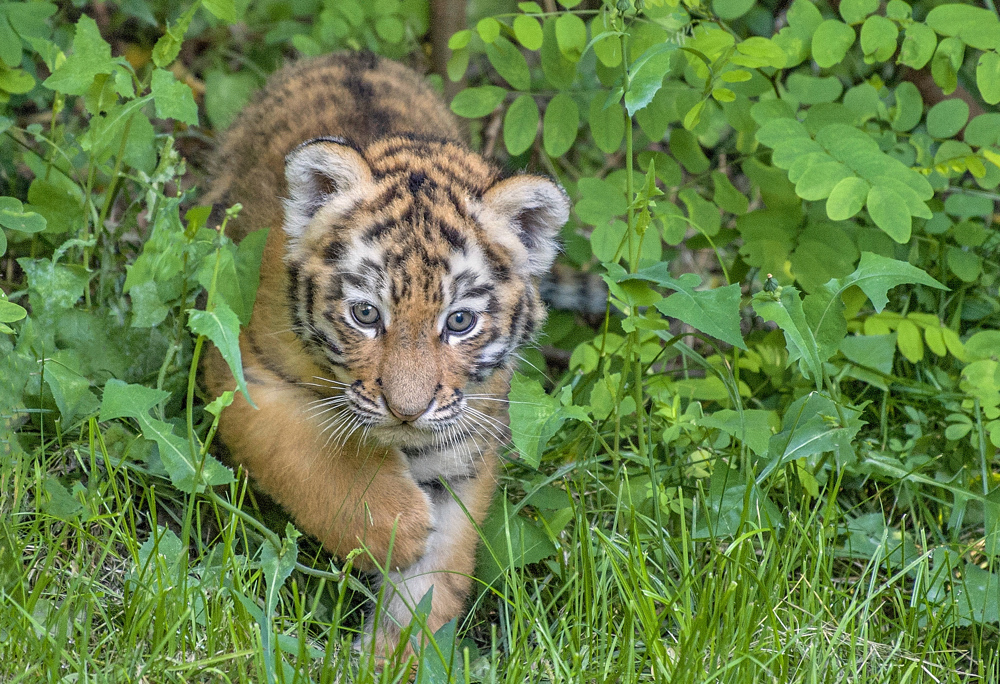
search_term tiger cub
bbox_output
[201,51,569,655]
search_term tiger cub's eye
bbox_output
[351,302,380,326]
[446,310,477,334]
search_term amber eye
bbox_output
[446,310,477,334]
[351,302,380,326]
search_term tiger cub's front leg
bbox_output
[204,346,433,571]
[364,462,497,659]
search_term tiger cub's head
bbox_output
[282,135,569,446]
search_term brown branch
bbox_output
[430,0,467,101]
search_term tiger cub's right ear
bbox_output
[283,138,373,239]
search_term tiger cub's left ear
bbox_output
[480,175,570,277]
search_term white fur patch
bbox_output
[283,141,373,243]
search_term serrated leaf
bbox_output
[187,302,253,406]
[450,85,506,118]
[99,379,171,421]
[151,69,197,125]
[504,94,539,155]
[826,176,870,220]
[42,15,113,95]
[137,413,234,492]
[542,92,578,157]
[752,286,824,388]
[812,20,855,69]
[624,42,677,116]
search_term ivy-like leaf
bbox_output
[42,15,114,95]
[187,302,254,406]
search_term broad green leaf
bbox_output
[812,20,855,69]
[670,128,709,174]
[478,496,557,585]
[926,4,997,37]
[137,412,234,491]
[450,85,506,118]
[448,30,471,49]
[860,15,897,61]
[507,373,559,468]
[899,22,936,69]
[588,96,624,154]
[840,333,896,374]
[187,302,254,406]
[374,15,403,43]
[866,185,911,243]
[678,188,721,236]
[151,2,198,68]
[697,409,775,457]
[151,69,198,125]
[947,247,982,282]
[487,36,531,91]
[896,318,923,363]
[447,47,469,81]
[42,15,113,95]
[593,29,622,68]
[0,300,26,327]
[932,37,964,95]
[759,396,863,483]
[802,253,945,367]
[892,81,923,132]
[624,43,677,116]
[41,477,83,521]
[621,264,746,349]
[733,37,787,69]
[0,67,34,94]
[0,197,46,234]
[712,171,749,215]
[786,74,843,104]
[840,0,878,25]
[926,98,969,139]
[204,70,257,130]
[826,176,870,220]
[540,17,577,89]
[977,51,1000,106]
[17,258,92,310]
[43,353,97,423]
[542,92,578,157]
[202,0,237,22]
[575,177,627,226]
[99,379,171,422]
[477,17,501,43]
[713,0,755,20]
[513,15,543,50]
[555,13,586,62]
[504,94,540,155]
[795,161,851,201]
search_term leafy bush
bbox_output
[1,0,999,680]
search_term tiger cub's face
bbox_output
[282,136,569,447]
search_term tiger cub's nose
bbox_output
[386,401,430,423]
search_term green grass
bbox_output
[2,422,996,682]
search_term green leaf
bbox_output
[151,2,198,68]
[713,0,755,20]
[926,98,969,139]
[0,67,34,94]
[507,373,559,468]
[898,22,936,70]
[477,17,501,44]
[447,46,469,82]
[592,21,621,68]
[751,286,824,388]
[588,95,624,154]
[151,69,198,125]
[42,15,113,95]
[0,196,46,234]
[947,247,982,282]
[678,188,721,236]
[826,176,870,220]
[839,0,878,25]
[41,477,84,521]
[450,85,506,118]
[187,302,254,406]
[896,318,923,363]
[555,13,586,62]
[795,161,851,201]
[802,253,945,368]
[977,51,1000,106]
[697,409,775,457]
[17,258,92,310]
[44,352,98,423]
[504,94,539,155]
[374,15,403,43]
[712,171,749,215]
[260,526,300,684]
[99,379,171,422]
[670,128,709,174]
[926,4,998,37]
[840,333,897,374]
[486,37,531,91]
[0,300,26,326]
[892,81,923,132]
[812,20,855,69]
[542,92,578,157]
[478,496,557,585]
[932,37,963,95]
[513,15,543,50]
[540,17,577,89]
[866,185,911,243]
[202,0,237,22]
[623,43,677,116]
[575,177,627,226]
[786,73,843,104]
[733,37,787,69]
[204,70,257,130]
[448,29,471,50]
[860,15,897,61]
